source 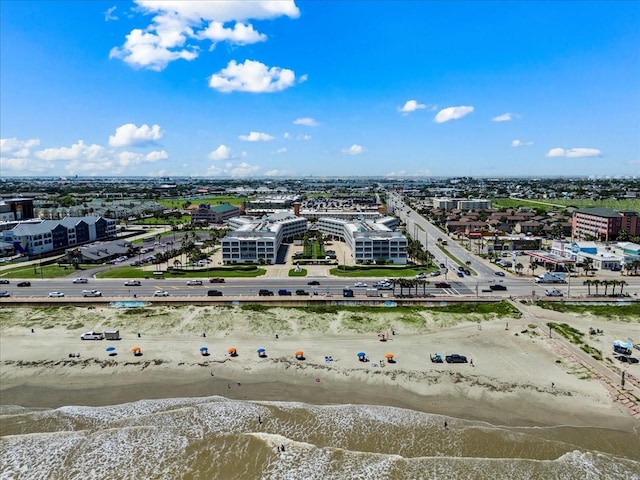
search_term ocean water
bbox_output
[1,397,639,480]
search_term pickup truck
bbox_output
[80,331,104,340]
[445,354,468,364]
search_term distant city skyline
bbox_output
[1,1,639,178]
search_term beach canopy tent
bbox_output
[384,353,394,359]
[613,340,633,349]
[295,350,304,356]
[106,346,116,352]
[228,347,237,353]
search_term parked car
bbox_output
[307,280,321,286]
[278,289,292,296]
[0,279,9,284]
[445,354,468,363]
[490,284,507,291]
[0,291,10,297]
[124,280,141,286]
[80,331,104,340]
[72,278,88,284]
[617,356,639,364]
[545,289,564,297]
[258,289,274,296]
[153,290,169,297]
[48,291,65,297]
[430,270,441,277]
[494,271,506,277]
[82,289,102,297]
[435,282,452,288]
[456,271,464,278]
[415,273,427,279]
[207,290,223,296]
[209,277,225,283]
[463,269,471,276]
[17,281,31,287]
[295,289,309,296]
[186,280,203,286]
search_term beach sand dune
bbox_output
[1,304,638,430]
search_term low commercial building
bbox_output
[191,203,240,224]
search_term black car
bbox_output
[0,279,9,284]
[494,271,506,277]
[435,282,452,288]
[490,284,507,291]
[258,289,274,296]
[0,291,10,297]
[617,356,639,364]
[295,289,309,296]
[207,290,223,296]
[307,280,321,286]
[445,354,468,363]
[17,281,31,287]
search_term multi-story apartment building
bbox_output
[571,207,640,241]
[316,217,407,264]
[221,212,307,264]
[1,216,117,256]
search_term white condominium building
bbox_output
[316,217,407,264]
[222,212,307,264]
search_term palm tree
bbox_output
[583,279,592,296]
[173,259,182,270]
[421,279,430,296]
[515,263,524,275]
[619,280,628,296]
[602,280,611,296]
[624,263,633,276]
[592,279,601,296]
[530,263,539,276]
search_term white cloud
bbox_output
[283,132,292,139]
[104,6,118,22]
[109,123,163,147]
[434,106,474,123]
[265,168,295,177]
[493,113,515,122]
[239,131,274,142]
[228,161,260,177]
[398,100,426,114]
[111,1,299,71]
[208,144,232,161]
[0,137,40,156]
[145,150,169,162]
[209,59,298,93]
[341,144,365,155]
[293,117,318,126]
[511,139,533,147]
[197,22,266,46]
[297,134,311,141]
[546,147,602,158]
[35,141,108,161]
[274,147,287,154]
[386,169,431,177]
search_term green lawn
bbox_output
[491,197,640,213]
[96,266,266,279]
[0,263,94,279]
[288,268,307,277]
[157,196,249,209]
[330,265,432,277]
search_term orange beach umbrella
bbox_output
[131,346,141,352]
[295,350,304,356]
[384,353,394,359]
[228,347,237,353]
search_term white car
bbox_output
[48,291,65,297]
[545,289,564,297]
[72,278,88,284]
[353,282,367,287]
[124,280,141,286]
[82,289,102,297]
[154,290,169,297]
[186,280,203,286]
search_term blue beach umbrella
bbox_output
[357,352,366,357]
[106,346,116,352]
[257,348,266,353]
[200,346,208,352]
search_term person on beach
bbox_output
[444,421,448,430]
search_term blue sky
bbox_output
[1,0,638,178]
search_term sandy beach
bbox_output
[1,303,638,432]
